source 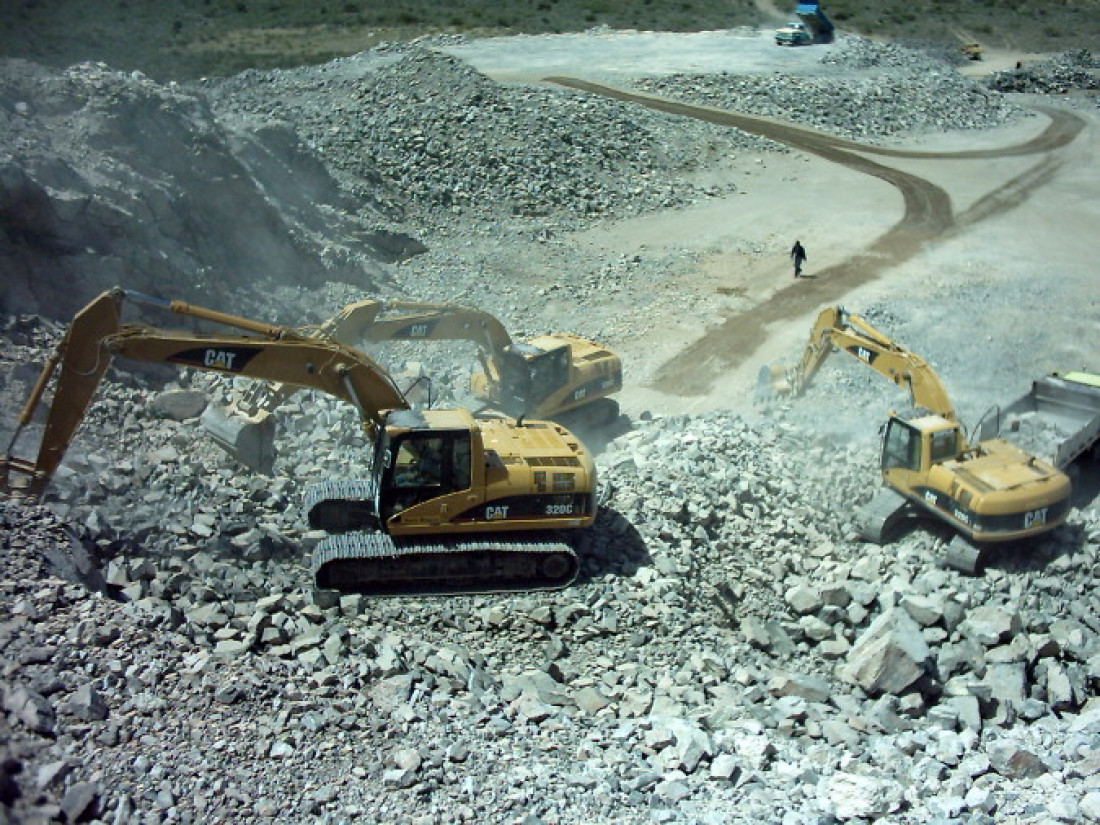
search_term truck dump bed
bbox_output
[797,2,835,42]
[1002,372,1100,469]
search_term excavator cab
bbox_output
[378,427,473,523]
[524,343,571,404]
[882,414,962,474]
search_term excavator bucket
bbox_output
[755,364,793,403]
[200,405,277,475]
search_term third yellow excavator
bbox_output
[763,306,1072,571]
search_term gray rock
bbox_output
[68,683,109,722]
[823,771,904,820]
[60,781,100,823]
[986,739,1048,779]
[983,661,1028,704]
[768,672,831,704]
[839,608,932,695]
[3,684,56,735]
[784,582,823,615]
[149,389,208,421]
[960,605,1022,647]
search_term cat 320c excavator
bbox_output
[202,297,623,473]
[0,289,598,596]
[762,306,1072,571]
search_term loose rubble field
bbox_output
[1,32,1099,825]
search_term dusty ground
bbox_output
[439,32,1098,428]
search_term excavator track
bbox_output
[305,479,379,533]
[556,397,622,433]
[855,488,913,544]
[311,531,578,596]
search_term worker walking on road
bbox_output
[790,240,807,278]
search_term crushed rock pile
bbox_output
[986,49,1100,94]
[2,321,1099,824]
[634,37,1026,142]
[201,44,765,229]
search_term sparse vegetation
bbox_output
[0,0,1096,80]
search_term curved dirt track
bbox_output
[547,78,1085,397]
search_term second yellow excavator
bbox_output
[762,306,1072,570]
[328,298,622,424]
[203,297,622,472]
[1,289,599,596]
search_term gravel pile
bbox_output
[201,44,765,229]
[2,318,1099,824]
[986,49,1100,94]
[634,37,1026,142]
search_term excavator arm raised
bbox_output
[2,288,407,498]
[342,299,534,401]
[768,306,957,420]
[203,296,621,470]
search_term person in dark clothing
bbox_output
[790,240,807,278]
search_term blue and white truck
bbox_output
[775,2,835,46]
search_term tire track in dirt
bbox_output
[546,78,1084,396]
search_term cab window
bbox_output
[883,419,920,471]
[528,346,570,398]
[929,429,958,463]
[382,431,473,522]
[391,433,471,494]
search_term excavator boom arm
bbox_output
[350,300,516,353]
[2,289,408,497]
[776,306,957,419]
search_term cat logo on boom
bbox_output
[204,349,239,370]
[167,345,260,373]
[486,505,509,520]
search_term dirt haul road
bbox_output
[550,78,1088,397]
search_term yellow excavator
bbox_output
[203,297,623,473]
[763,306,1072,571]
[320,298,622,424]
[1,288,599,595]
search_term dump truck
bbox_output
[1,288,599,596]
[775,2,835,46]
[761,306,1072,571]
[1000,372,1100,471]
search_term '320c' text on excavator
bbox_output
[762,306,1072,571]
[0,288,599,596]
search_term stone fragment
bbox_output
[824,771,903,820]
[839,608,931,695]
[574,686,610,714]
[986,739,1047,779]
[60,782,100,823]
[983,661,1028,704]
[960,605,1022,647]
[149,389,208,420]
[900,594,943,627]
[784,582,822,615]
[708,753,742,782]
[68,684,109,722]
[767,672,831,704]
[732,733,774,770]
[3,685,56,735]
